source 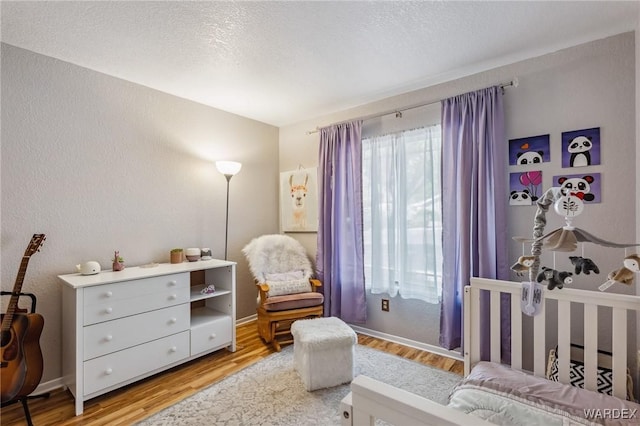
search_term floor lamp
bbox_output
[216,161,242,260]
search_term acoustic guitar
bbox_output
[0,234,45,403]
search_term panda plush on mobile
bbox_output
[569,256,600,275]
[537,267,574,290]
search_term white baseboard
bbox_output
[237,314,257,325]
[237,314,462,361]
[31,377,66,396]
[348,324,463,361]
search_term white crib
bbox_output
[342,277,640,425]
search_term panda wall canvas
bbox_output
[552,172,601,203]
[508,134,550,166]
[509,171,543,206]
[561,127,600,168]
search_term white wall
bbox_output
[0,43,280,383]
[279,33,637,354]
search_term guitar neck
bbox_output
[1,234,45,333]
[1,257,32,332]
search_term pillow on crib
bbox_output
[546,345,635,401]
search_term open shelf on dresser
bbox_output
[189,285,232,302]
[191,306,229,327]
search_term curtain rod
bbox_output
[305,78,519,135]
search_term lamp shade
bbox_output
[215,161,242,176]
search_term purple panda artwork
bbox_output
[509,171,542,206]
[561,127,600,168]
[508,134,550,166]
[552,172,601,203]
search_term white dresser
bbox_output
[59,260,236,415]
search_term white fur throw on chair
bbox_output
[242,234,313,283]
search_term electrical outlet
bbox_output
[381,299,389,312]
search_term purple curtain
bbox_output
[316,121,367,323]
[439,86,510,361]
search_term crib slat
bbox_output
[490,290,501,363]
[583,304,598,392]
[557,300,571,384]
[464,286,482,376]
[533,299,546,377]
[612,307,627,399]
[470,288,481,368]
[463,286,472,376]
[510,291,522,371]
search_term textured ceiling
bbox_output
[1,1,638,126]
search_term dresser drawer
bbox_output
[83,273,188,306]
[83,331,189,396]
[83,304,189,360]
[190,315,232,356]
[83,274,189,325]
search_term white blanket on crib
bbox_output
[448,362,640,426]
[449,384,593,425]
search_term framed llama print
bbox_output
[508,134,550,166]
[280,167,318,232]
[561,127,600,168]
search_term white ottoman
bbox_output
[291,317,357,391]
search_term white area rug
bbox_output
[138,345,461,426]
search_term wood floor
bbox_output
[1,321,463,426]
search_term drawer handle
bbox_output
[169,280,177,287]
[105,368,113,375]
[210,333,217,340]
[105,335,113,342]
[169,346,177,353]
[169,317,177,324]
[105,291,113,297]
[105,307,113,314]
[168,294,177,300]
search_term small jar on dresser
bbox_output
[59,260,236,415]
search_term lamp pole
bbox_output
[223,173,232,260]
[215,161,242,261]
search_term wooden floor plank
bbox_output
[0,320,462,425]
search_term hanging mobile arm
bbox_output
[527,188,559,282]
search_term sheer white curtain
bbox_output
[362,125,442,304]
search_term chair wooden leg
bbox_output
[257,315,274,343]
[272,339,282,352]
[270,321,280,351]
[256,305,324,351]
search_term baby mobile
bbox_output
[512,185,640,316]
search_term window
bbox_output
[362,125,442,304]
